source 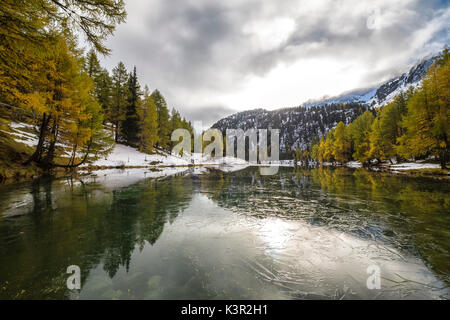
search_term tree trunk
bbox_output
[41,118,58,169]
[53,137,93,168]
[440,149,447,170]
[69,141,78,167]
[24,113,50,165]
[114,121,119,142]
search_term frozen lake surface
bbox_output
[0,166,448,299]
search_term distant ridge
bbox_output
[211,50,443,153]
[302,52,441,108]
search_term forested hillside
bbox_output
[212,49,448,166]
[303,53,439,108]
[311,50,449,169]
[0,0,192,179]
[212,103,370,158]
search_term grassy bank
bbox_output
[0,131,42,182]
[0,129,74,183]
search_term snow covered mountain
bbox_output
[303,53,439,108]
[212,103,370,155]
[366,55,437,106]
[302,87,377,108]
[210,51,441,156]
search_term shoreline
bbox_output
[317,161,449,179]
[1,160,448,185]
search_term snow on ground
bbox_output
[5,122,443,173]
[84,143,250,169]
[260,160,295,167]
[9,122,35,130]
[346,161,363,168]
[84,144,190,167]
[321,161,363,168]
[2,129,38,147]
[4,122,39,147]
[319,161,442,171]
[390,163,441,171]
[4,121,250,170]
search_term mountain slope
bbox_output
[303,53,439,108]
[211,52,441,156]
[212,103,370,155]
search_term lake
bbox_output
[0,166,448,299]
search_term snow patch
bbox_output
[390,163,441,171]
[84,144,189,167]
[83,144,250,170]
[346,161,363,168]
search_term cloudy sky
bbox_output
[100,0,449,127]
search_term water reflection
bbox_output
[0,166,448,299]
[202,167,450,280]
[0,169,192,299]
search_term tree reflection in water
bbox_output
[0,167,448,299]
[201,167,449,283]
[0,170,193,299]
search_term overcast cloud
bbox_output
[99,0,449,127]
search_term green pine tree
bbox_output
[96,69,113,122]
[151,89,171,149]
[111,61,128,142]
[169,108,183,149]
[123,66,141,146]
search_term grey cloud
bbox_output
[139,1,240,87]
[180,104,237,128]
[243,2,446,75]
[102,0,449,123]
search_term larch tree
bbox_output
[36,0,127,55]
[169,108,183,149]
[0,0,126,170]
[322,130,335,162]
[317,137,326,162]
[21,37,105,168]
[332,121,352,163]
[369,116,387,162]
[151,89,171,149]
[349,110,374,164]
[397,50,449,168]
[311,143,320,162]
[0,0,126,106]
[138,86,159,153]
[370,93,407,162]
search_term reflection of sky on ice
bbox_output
[0,168,189,218]
[74,192,448,300]
[254,216,446,299]
[1,167,448,300]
